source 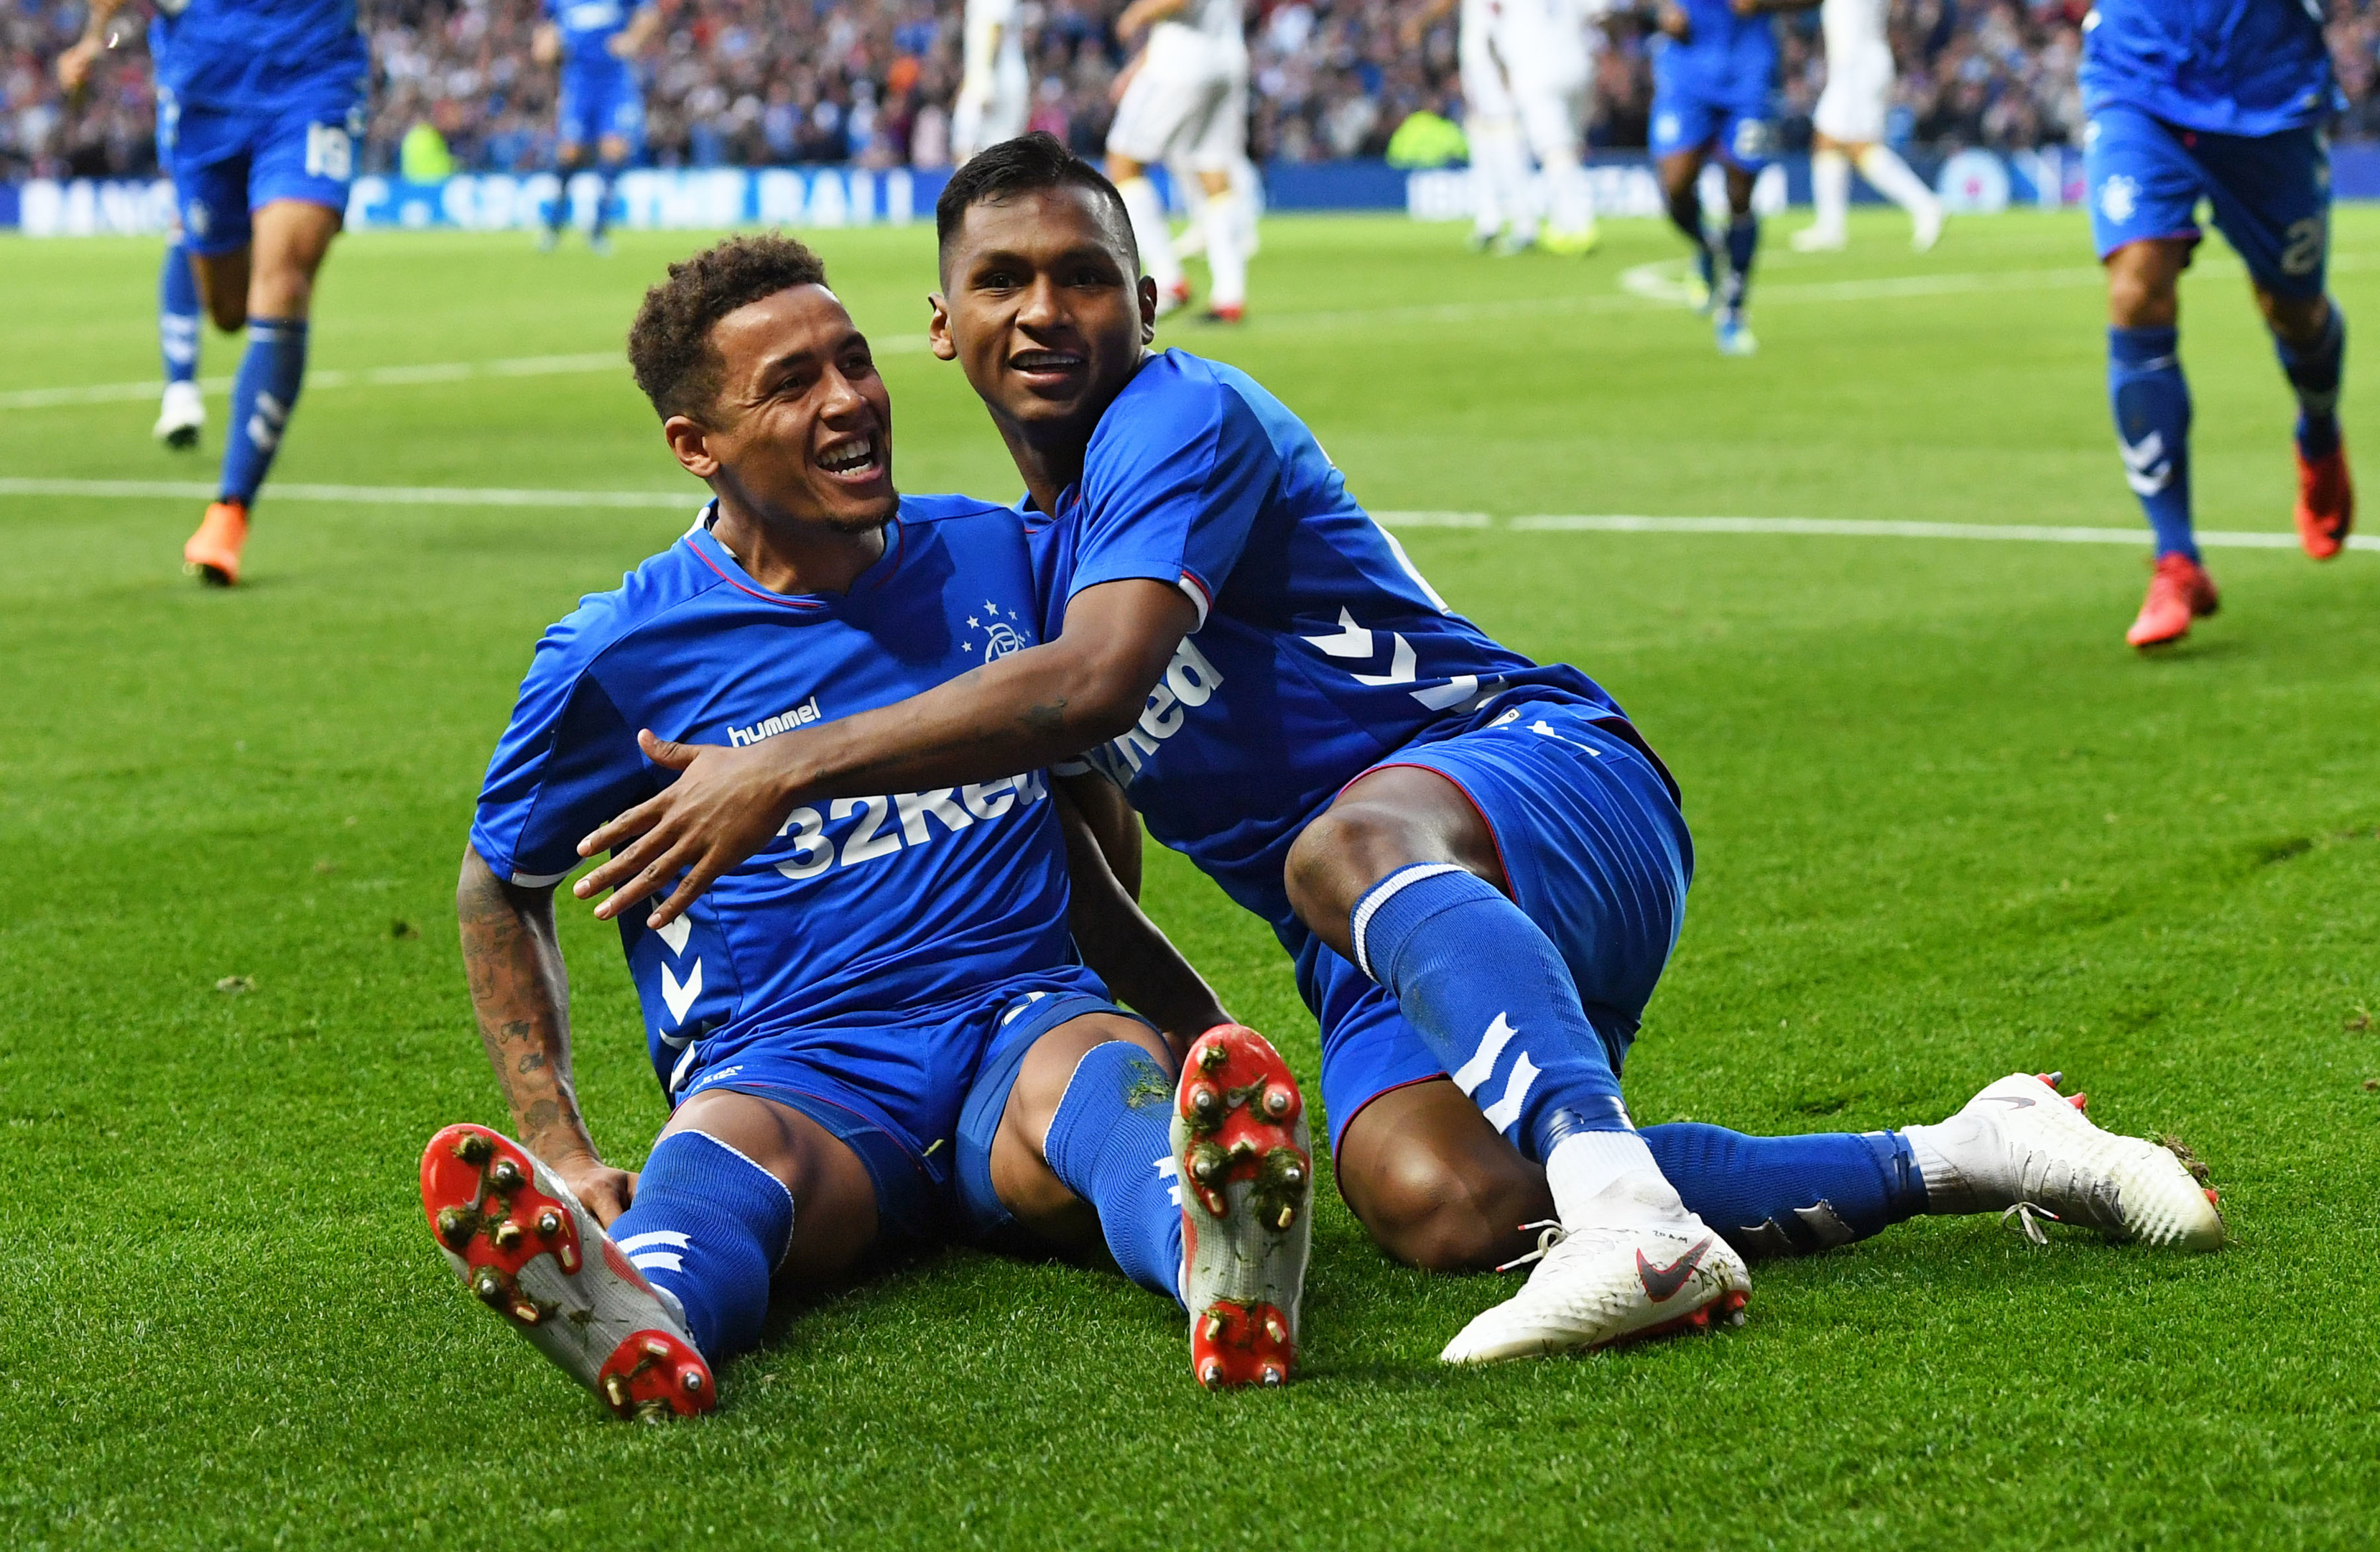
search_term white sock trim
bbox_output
[675,1127,800,1268]
[1545,1130,1675,1227]
[1348,862,1468,981]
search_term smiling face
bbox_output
[665,283,896,534]
[929,184,1154,461]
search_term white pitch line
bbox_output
[0,477,697,509]
[7,478,2360,552]
[1381,509,2374,551]
[0,336,935,414]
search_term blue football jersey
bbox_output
[1652,0,1777,93]
[2080,0,2339,137]
[150,0,368,114]
[471,496,1078,1096]
[545,0,646,76]
[1032,350,1622,937]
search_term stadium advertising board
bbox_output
[13,147,2380,234]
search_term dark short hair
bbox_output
[934,131,1139,277]
[627,234,830,420]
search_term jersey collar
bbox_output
[680,498,905,609]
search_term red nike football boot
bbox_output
[421,1124,715,1420]
[2126,552,2221,649]
[1173,1025,1311,1390]
[2295,438,2354,560]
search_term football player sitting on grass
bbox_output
[428,234,1310,1418]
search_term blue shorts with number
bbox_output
[1650,60,1774,170]
[1291,695,1694,1153]
[2085,103,2330,298]
[672,968,1147,1247]
[558,68,646,154]
[170,75,364,256]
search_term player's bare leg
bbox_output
[183,199,340,585]
[540,144,587,251]
[992,1010,1311,1388]
[2256,284,2353,559]
[1658,148,1717,310]
[1286,766,1747,1362]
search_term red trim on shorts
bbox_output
[1328,1071,1452,1200]
[1344,760,1518,902]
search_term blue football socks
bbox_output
[1721,213,1759,313]
[591,163,621,241]
[158,241,201,387]
[607,1129,792,1362]
[219,317,308,505]
[1642,1122,1927,1257]
[2275,301,2346,462]
[1041,1041,1186,1303]
[1350,864,1631,1167]
[2107,324,2195,558]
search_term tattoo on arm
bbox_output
[458,847,598,1163]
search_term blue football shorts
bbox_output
[170,76,365,256]
[2085,103,2331,298]
[1650,61,1776,170]
[557,69,647,154]
[673,967,1144,1247]
[1292,695,1694,1153]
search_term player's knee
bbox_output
[1343,1145,1529,1272]
[1284,802,1409,928]
[2106,246,2180,328]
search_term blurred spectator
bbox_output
[9,0,2380,180]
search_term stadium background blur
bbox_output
[17,0,2380,185]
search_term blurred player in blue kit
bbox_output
[56,2,208,452]
[572,137,2228,1369]
[61,0,368,588]
[1649,0,1818,356]
[2082,0,2356,648]
[534,0,658,254]
[430,236,1312,1415]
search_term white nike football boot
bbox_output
[1439,1178,1751,1364]
[152,380,205,449]
[420,1124,716,1419]
[1905,1072,2226,1251]
[1172,1025,1312,1390]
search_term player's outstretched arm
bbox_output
[53,0,127,94]
[456,846,635,1223]
[1055,776,1226,1056]
[573,577,1197,929]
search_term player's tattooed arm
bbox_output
[456,846,636,1224]
[574,577,1198,929]
[1054,779,1228,1059]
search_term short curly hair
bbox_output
[627,234,830,420]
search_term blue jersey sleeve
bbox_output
[1069,358,1280,627]
[469,616,653,887]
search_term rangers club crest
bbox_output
[966,599,1032,662]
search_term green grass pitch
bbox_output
[4,208,2379,1549]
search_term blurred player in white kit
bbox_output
[952,0,1029,162]
[1792,0,1942,251]
[1106,0,1254,320]
[1414,0,1601,256]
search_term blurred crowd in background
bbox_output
[6,0,2380,181]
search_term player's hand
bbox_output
[1658,0,1691,39]
[55,37,102,95]
[606,32,635,59]
[573,729,799,929]
[1728,0,1761,14]
[556,1157,637,1227]
[531,26,561,65]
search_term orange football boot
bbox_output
[2294,438,2353,560]
[182,499,247,586]
[2126,551,2221,649]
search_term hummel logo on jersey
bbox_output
[1636,1236,1715,1302]
[1302,608,1504,713]
[728,695,823,746]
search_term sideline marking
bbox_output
[7,477,2361,552]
